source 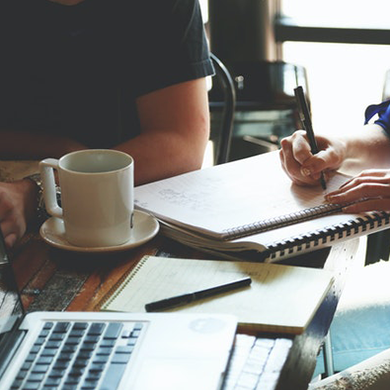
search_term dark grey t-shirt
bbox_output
[0,0,213,148]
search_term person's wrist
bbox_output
[23,173,48,225]
[341,133,360,162]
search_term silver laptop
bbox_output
[0,231,237,390]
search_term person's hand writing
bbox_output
[0,180,38,248]
[325,169,390,213]
[279,130,346,186]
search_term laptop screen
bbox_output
[0,231,23,336]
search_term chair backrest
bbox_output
[209,53,236,165]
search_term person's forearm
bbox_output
[114,127,209,186]
[0,126,208,186]
[342,124,390,169]
[114,78,210,186]
[0,130,86,160]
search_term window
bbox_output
[204,0,390,136]
[279,0,390,135]
[280,0,389,28]
[283,42,390,135]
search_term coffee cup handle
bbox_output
[39,158,63,219]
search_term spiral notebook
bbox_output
[100,255,334,335]
[134,151,390,262]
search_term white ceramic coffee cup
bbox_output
[40,149,134,247]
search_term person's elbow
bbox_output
[180,115,210,172]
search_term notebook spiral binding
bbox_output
[266,211,390,260]
[97,256,150,310]
[222,203,345,241]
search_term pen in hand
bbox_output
[294,86,327,190]
[145,276,252,312]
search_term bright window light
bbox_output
[199,0,208,23]
[281,0,390,135]
[283,42,390,135]
[281,0,389,28]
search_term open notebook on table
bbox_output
[0,232,238,390]
[134,151,390,263]
[100,255,334,335]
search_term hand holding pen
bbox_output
[293,86,327,190]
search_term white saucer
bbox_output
[39,210,159,253]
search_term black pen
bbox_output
[294,86,327,190]
[145,276,252,312]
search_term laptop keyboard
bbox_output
[224,334,293,390]
[10,322,292,390]
[11,320,144,390]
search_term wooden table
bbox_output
[10,229,360,390]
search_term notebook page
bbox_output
[102,255,334,334]
[134,152,351,237]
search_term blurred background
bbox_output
[201,0,390,154]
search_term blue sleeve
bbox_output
[365,100,390,136]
